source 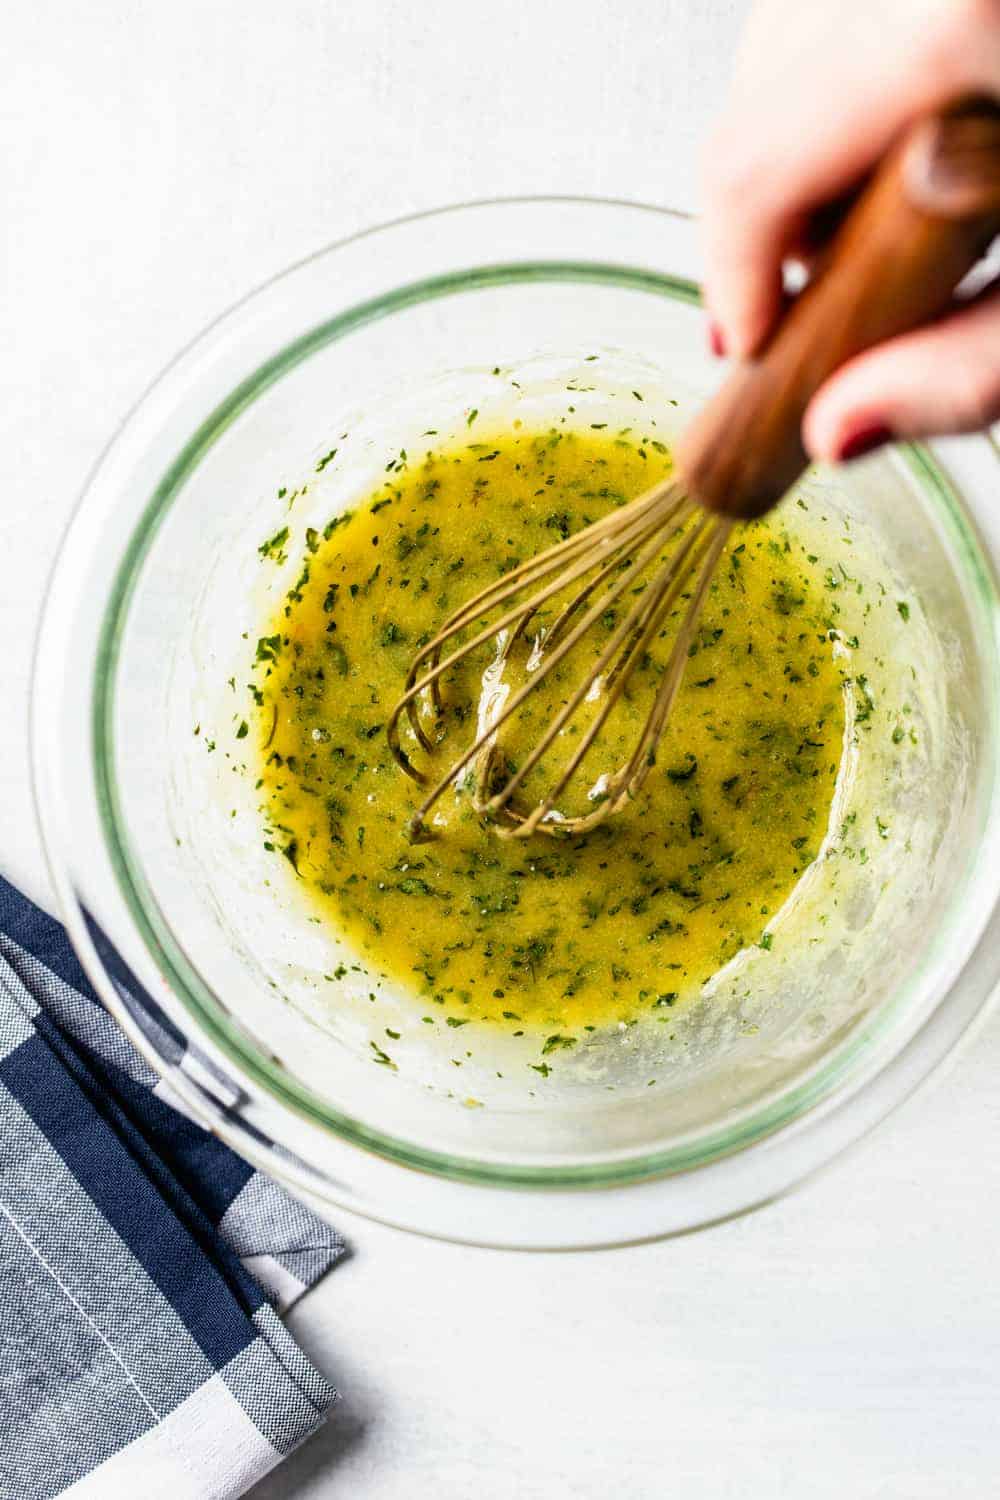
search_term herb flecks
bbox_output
[258,527,289,563]
[251,423,845,1039]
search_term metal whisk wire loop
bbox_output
[385,479,730,841]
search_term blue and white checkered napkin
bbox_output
[0,876,346,1500]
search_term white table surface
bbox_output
[4,3,999,1495]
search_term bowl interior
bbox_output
[99,250,1000,1182]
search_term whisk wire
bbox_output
[490,519,730,837]
[398,507,686,835]
[422,474,680,645]
[385,475,731,840]
[412,475,681,699]
[540,496,696,654]
[386,479,687,772]
[614,519,731,803]
[481,509,711,834]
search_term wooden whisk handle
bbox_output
[678,96,1000,520]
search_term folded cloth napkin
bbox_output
[0,877,346,1500]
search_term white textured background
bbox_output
[3,3,999,1496]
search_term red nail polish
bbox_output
[837,423,893,462]
[707,319,726,358]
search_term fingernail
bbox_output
[836,422,894,463]
[707,318,726,358]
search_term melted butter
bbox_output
[255,428,845,1036]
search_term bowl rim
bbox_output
[32,195,1000,1204]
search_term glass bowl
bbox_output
[32,199,1000,1247]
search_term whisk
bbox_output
[388,98,1000,840]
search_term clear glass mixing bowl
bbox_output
[32,200,1000,1246]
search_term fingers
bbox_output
[803,286,1000,462]
[700,0,1000,358]
[702,54,905,355]
[703,119,901,359]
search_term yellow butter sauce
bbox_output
[254,427,844,1037]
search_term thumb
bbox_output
[803,287,1000,463]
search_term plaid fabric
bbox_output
[0,877,346,1500]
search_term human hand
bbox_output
[702,0,1000,461]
